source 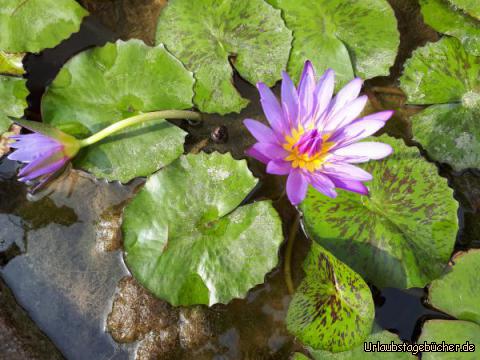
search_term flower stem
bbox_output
[284,212,300,295]
[78,110,201,148]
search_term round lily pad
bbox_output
[267,0,399,85]
[286,243,374,352]
[300,135,458,289]
[155,0,292,114]
[428,250,480,325]
[0,75,28,134]
[400,37,480,171]
[42,40,195,183]
[418,320,480,360]
[449,0,480,19]
[0,0,88,53]
[308,330,415,359]
[122,152,283,306]
[420,0,480,56]
[0,51,24,76]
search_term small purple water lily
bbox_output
[8,120,80,189]
[244,61,394,205]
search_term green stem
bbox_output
[78,110,201,148]
[284,213,300,295]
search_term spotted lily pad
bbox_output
[420,0,480,56]
[305,330,415,359]
[400,37,480,171]
[0,51,24,76]
[0,0,88,53]
[300,135,458,289]
[267,0,399,85]
[418,320,480,359]
[42,40,194,183]
[0,76,28,134]
[155,0,292,114]
[428,250,480,325]
[122,152,283,306]
[286,243,374,352]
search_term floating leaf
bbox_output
[0,51,24,76]
[308,330,415,359]
[122,152,283,306]
[418,320,480,359]
[155,0,292,114]
[428,250,480,325]
[0,0,88,53]
[286,243,374,352]
[267,0,399,85]
[0,75,28,134]
[420,0,480,56]
[400,37,480,171]
[42,40,194,183]
[448,0,480,19]
[300,135,458,289]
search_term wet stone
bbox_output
[95,205,124,252]
[178,306,214,350]
[107,276,178,343]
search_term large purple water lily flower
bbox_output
[7,120,80,189]
[244,61,394,205]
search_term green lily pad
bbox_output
[420,0,480,56]
[400,37,480,171]
[300,135,458,289]
[0,51,24,76]
[428,250,480,325]
[307,330,415,359]
[155,0,292,114]
[449,0,480,19]
[0,0,88,53]
[0,75,28,134]
[267,0,399,85]
[286,243,374,352]
[41,40,194,183]
[122,152,283,306]
[418,320,480,359]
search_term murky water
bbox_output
[1,3,479,359]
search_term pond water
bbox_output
[1,3,479,359]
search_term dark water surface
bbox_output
[1,5,479,360]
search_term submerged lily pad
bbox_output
[307,330,415,359]
[267,0,399,85]
[155,0,292,114]
[42,40,194,183]
[428,250,480,325]
[0,51,24,76]
[286,243,374,352]
[0,76,28,134]
[0,0,88,53]
[420,0,480,56]
[122,152,283,306]
[400,37,480,171]
[300,135,458,289]
[418,320,480,359]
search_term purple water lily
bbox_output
[8,121,80,189]
[244,61,394,205]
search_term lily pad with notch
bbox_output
[300,135,458,289]
[41,40,195,183]
[122,152,284,306]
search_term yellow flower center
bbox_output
[282,125,334,172]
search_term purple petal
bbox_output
[322,163,373,181]
[330,177,369,195]
[360,110,394,122]
[251,143,289,161]
[311,69,335,124]
[266,160,291,175]
[286,169,308,206]
[331,119,387,147]
[328,78,363,117]
[245,147,270,164]
[333,142,393,162]
[324,95,368,132]
[281,71,299,127]
[298,61,316,123]
[18,156,67,182]
[243,119,277,144]
[257,82,286,136]
[308,172,337,198]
